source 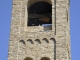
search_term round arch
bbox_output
[27,0,52,26]
[28,2,52,14]
[19,40,26,45]
[41,57,50,60]
[27,0,52,9]
[24,57,33,60]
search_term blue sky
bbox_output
[0,0,80,60]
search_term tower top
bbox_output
[8,0,71,60]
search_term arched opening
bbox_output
[27,1,52,28]
[24,57,33,60]
[41,57,50,60]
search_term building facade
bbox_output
[8,0,70,60]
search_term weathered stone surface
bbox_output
[8,0,70,60]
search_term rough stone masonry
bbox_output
[8,0,71,60]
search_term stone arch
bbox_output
[43,38,49,43]
[19,40,26,45]
[27,0,52,26]
[24,57,33,60]
[50,38,56,60]
[41,57,50,60]
[35,39,41,44]
[27,0,52,9]
[50,38,56,43]
[27,39,34,44]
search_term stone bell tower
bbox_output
[8,0,70,60]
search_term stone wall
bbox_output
[8,0,70,60]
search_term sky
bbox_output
[0,0,80,60]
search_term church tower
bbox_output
[8,0,70,60]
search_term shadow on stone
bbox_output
[50,38,56,60]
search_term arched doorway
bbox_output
[41,57,50,60]
[24,57,33,60]
[27,1,52,26]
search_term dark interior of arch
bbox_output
[41,57,50,60]
[28,1,52,26]
[24,57,33,60]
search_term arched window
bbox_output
[43,38,49,43]
[19,40,26,45]
[35,39,41,44]
[27,1,52,27]
[27,39,34,44]
[41,57,50,60]
[24,57,33,60]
